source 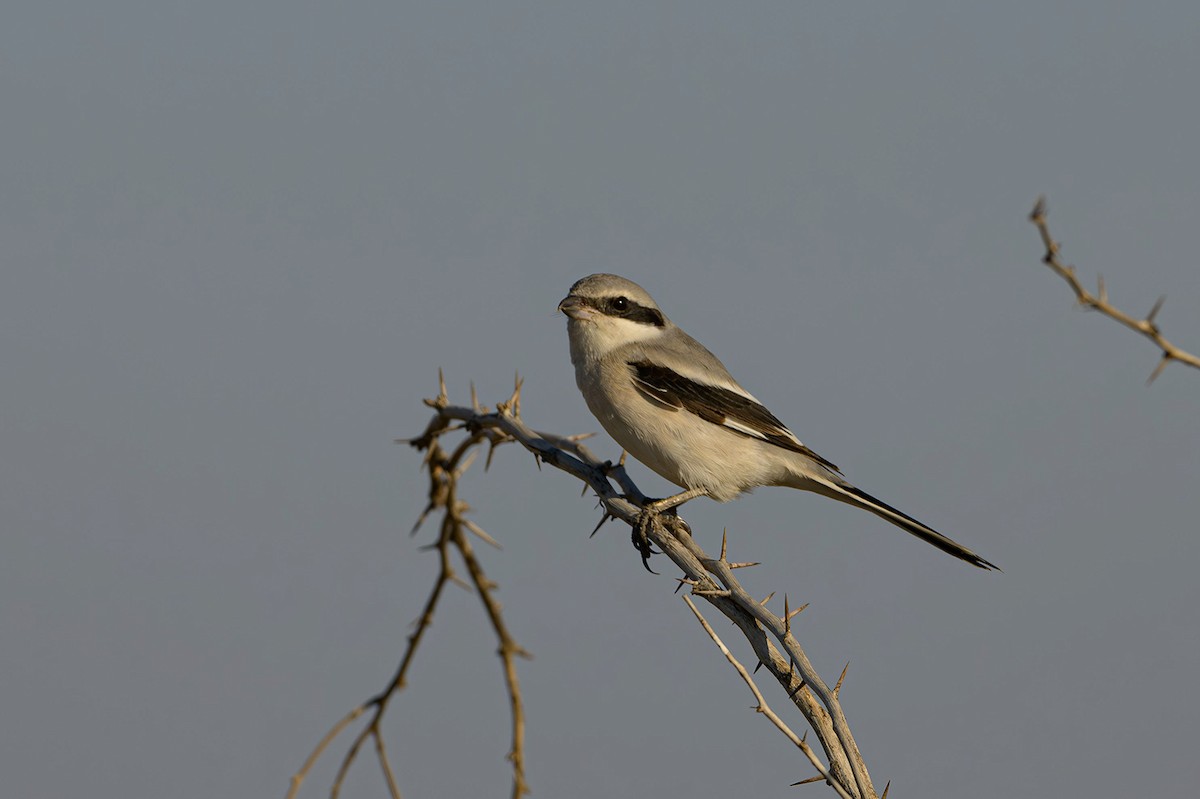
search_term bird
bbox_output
[557,273,997,571]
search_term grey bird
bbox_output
[558,273,997,571]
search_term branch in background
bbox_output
[1029,196,1200,383]
[290,373,880,799]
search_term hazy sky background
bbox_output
[3,3,1199,797]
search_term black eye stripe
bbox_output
[598,296,664,327]
[624,305,665,327]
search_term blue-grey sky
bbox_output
[3,3,1199,797]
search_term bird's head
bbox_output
[558,274,669,362]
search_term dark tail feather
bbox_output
[819,480,1000,571]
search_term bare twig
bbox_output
[1029,196,1200,382]
[287,387,530,799]
[671,527,874,797]
[682,596,853,799]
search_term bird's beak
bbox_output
[557,295,595,321]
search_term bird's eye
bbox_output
[611,297,629,312]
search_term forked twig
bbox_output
[1030,196,1200,383]
[287,379,529,799]
[682,596,852,799]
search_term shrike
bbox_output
[558,273,997,571]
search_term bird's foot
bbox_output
[632,500,685,573]
[632,507,664,574]
[627,488,706,573]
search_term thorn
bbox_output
[437,368,448,405]
[759,592,776,607]
[532,452,542,471]
[1096,274,1107,304]
[728,561,761,570]
[752,660,764,674]
[1147,352,1173,385]
[881,781,891,799]
[508,372,523,417]
[485,439,499,471]
[801,730,807,744]
[788,680,807,700]
[784,594,791,634]
[1029,195,1046,222]
[618,450,628,467]
[470,381,480,411]
[581,482,590,498]
[410,504,435,535]
[833,661,850,697]
[448,572,472,591]
[673,577,699,594]
[787,602,809,622]
[720,529,728,562]
[463,519,502,549]
[790,775,825,787]
[1147,294,1166,325]
[589,512,613,538]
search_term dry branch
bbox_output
[682,596,853,799]
[1029,196,1200,382]
[288,375,879,799]
[287,375,530,799]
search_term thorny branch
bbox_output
[681,596,855,799]
[290,372,879,799]
[287,372,531,799]
[1030,196,1200,383]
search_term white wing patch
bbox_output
[628,360,841,474]
[721,416,804,447]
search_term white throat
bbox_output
[567,316,666,366]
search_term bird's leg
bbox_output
[645,487,708,514]
[632,487,708,572]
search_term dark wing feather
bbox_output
[629,361,840,473]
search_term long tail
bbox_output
[811,478,999,571]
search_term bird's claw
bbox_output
[633,511,662,573]
[632,500,683,573]
[632,510,661,573]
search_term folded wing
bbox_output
[629,360,841,474]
